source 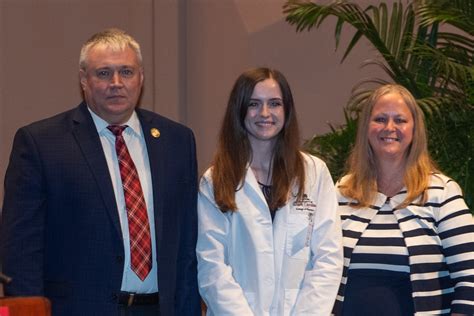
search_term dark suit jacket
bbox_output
[0,102,201,315]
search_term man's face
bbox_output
[79,45,143,124]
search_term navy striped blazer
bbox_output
[334,173,474,315]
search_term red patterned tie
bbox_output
[108,125,152,281]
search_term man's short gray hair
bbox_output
[79,28,143,69]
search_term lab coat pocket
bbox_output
[286,214,310,260]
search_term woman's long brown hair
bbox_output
[211,67,305,212]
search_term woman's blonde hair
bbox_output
[340,84,436,208]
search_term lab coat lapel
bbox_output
[242,168,277,311]
[242,167,271,217]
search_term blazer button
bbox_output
[116,255,124,263]
[111,293,118,302]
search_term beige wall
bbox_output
[0,0,383,204]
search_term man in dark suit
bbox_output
[0,28,201,315]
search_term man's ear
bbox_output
[140,67,144,85]
[79,69,87,90]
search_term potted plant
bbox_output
[283,0,474,209]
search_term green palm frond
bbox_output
[415,0,474,35]
[284,1,424,95]
[346,65,393,110]
[416,96,449,116]
[426,106,474,206]
[437,32,474,59]
[304,109,358,180]
[411,43,472,104]
[283,0,474,207]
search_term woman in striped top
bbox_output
[334,84,474,315]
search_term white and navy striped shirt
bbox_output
[334,173,474,315]
[349,202,410,273]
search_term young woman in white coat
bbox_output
[197,67,344,316]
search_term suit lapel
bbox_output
[71,103,123,239]
[137,110,165,248]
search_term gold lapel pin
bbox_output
[150,128,160,138]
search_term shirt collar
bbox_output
[87,107,142,137]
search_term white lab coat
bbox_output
[197,153,343,316]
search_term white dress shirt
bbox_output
[88,108,158,293]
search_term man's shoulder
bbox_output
[19,103,84,134]
[136,108,193,134]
